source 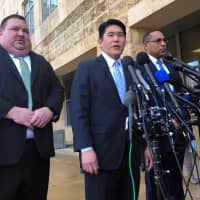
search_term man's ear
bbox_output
[143,42,148,51]
[98,38,102,47]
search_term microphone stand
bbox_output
[123,86,138,200]
[142,103,170,200]
[166,102,194,200]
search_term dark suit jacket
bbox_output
[0,45,64,165]
[70,55,142,170]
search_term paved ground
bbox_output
[48,148,200,200]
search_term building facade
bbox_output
[1,0,200,146]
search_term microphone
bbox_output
[123,89,137,107]
[136,52,162,106]
[168,71,183,87]
[135,69,151,91]
[155,69,182,115]
[124,88,137,141]
[122,56,142,90]
[164,51,176,62]
[136,52,160,90]
[164,51,200,80]
[135,69,150,101]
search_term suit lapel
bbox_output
[0,46,25,86]
[149,61,157,75]
[97,55,123,103]
[29,52,39,86]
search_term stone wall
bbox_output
[32,0,144,74]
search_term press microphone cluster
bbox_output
[164,51,200,80]
[123,52,199,199]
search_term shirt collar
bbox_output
[148,54,164,66]
[101,51,121,68]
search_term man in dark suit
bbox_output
[0,14,64,200]
[142,30,186,200]
[70,19,152,200]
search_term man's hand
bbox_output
[144,147,153,171]
[171,118,181,130]
[31,107,53,128]
[5,106,34,129]
[81,149,99,175]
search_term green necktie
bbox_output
[17,57,32,109]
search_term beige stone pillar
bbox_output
[126,27,150,58]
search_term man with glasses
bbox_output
[141,30,186,200]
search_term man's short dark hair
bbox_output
[143,29,160,43]
[0,14,26,30]
[98,19,126,39]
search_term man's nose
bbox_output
[113,34,120,41]
[18,29,24,35]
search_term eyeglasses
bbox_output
[147,38,168,44]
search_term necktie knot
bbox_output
[15,56,30,71]
[113,60,120,68]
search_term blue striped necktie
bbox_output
[156,59,164,70]
[113,61,126,103]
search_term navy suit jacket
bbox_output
[70,55,142,170]
[0,45,64,165]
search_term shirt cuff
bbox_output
[81,147,93,152]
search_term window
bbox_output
[24,0,34,35]
[42,0,58,21]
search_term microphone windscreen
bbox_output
[169,72,182,87]
[122,56,134,67]
[123,90,136,107]
[155,69,170,84]
[164,51,176,61]
[183,95,191,101]
[136,52,150,65]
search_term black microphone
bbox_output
[122,56,142,90]
[164,51,200,79]
[136,52,160,90]
[124,88,137,141]
[135,68,151,91]
[168,71,183,87]
[136,52,162,107]
[135,69,150,101]
[164,51,176,62]
[123,88,137,107]
[155,69,182,115]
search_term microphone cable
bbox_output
[129,142,136,200]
